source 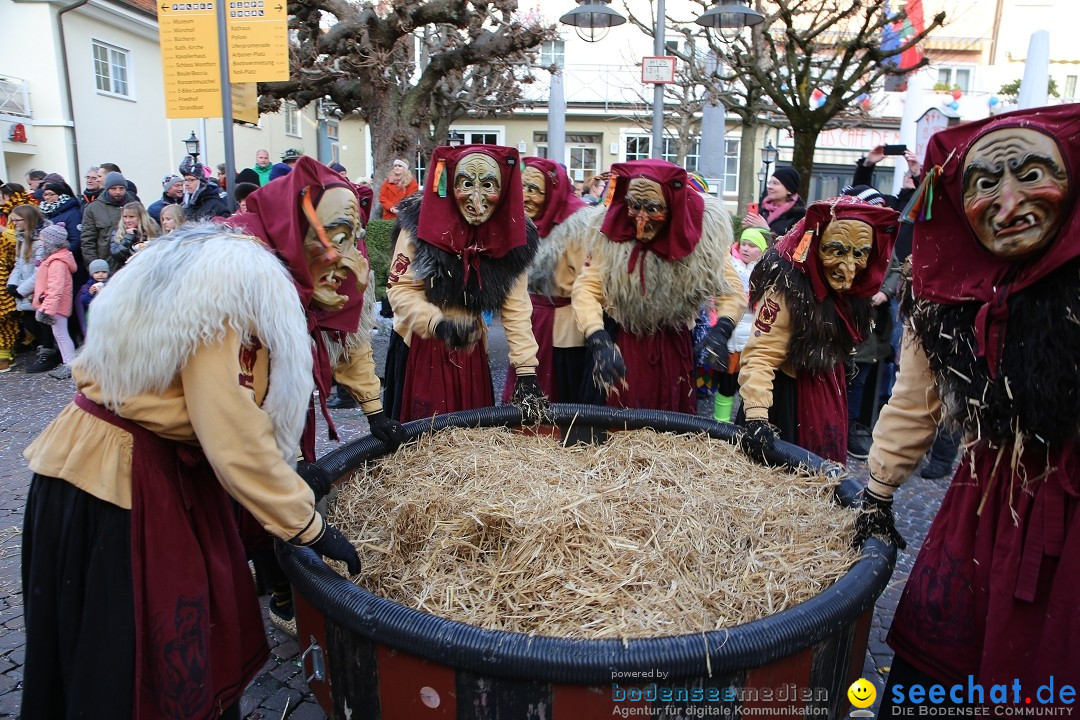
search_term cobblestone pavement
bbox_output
[0,321,948,718]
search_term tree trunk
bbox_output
[789,127,822,200]
[737,118,759,211]
[367,86,426,220]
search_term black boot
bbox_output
[25,347,60,374]
[921,426,962,479]
[326,385,358,409]
[847,420,872,460]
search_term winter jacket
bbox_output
[32,248,77,318]
[252,164,272,186]
[183,182,230,221]
[9,225,44,313]
[82,192,136,267]
[148,193,183,224]
[40,196,84,266]
[77,277,107,314]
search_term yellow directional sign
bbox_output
[159,2,222,119]
[226,0,289,82]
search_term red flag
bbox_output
[898,0,925,72]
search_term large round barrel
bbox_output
[277,404,896,720]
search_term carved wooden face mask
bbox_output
[454,153,502,226]
[521,166,546,220]
[818,218,873,293]
[625,178,668,242]
[962,127,1068,260]
[303,186,369,311]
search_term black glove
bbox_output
[296,461,333,502]
[854,486,907,550]
[306,522,361,575]
[5,285,19,299]
[366,410,406,451]
[586,330,626,394]
[509,374,550,423]
[740,419,777,462]
[696,317,735,372]
[434,317,483,350]
[35,311,55,326]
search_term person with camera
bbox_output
[741,166,807,239]
[109,202,160,270]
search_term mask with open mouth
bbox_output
[962,127,1067,260]
[454,153,502,226]
[817,218,873,293]
[304,186,369,311]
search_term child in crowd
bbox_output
[110,202,160,268]
[76,259,110,336]
[31,223,77,380]
[159,204,185,233]
[710,227,767,422]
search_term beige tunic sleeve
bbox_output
[713,255,749,323]
[571,253,606,339]
[501,273,539,375]
[867,329,943,497]
[182,334,324,544]
[386,231,442,345]
[334,335,384,414]
[738,290,794,422]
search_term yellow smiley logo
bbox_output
[847,678,877,709]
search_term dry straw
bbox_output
[328,427,857,640]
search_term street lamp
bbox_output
[448,131,466,147]
[759,140,777,195]
[558,0,626,43]
[757,167,768,196]
[183,131,201,159]
[696,0,764,38]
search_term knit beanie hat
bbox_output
[740,227,769,252]
[179,156,205,181]
[104,171,127,191]
[772,166,801,195]
[162,174,184,190]
[841,184,887,206]
[88,259,110,275]
[40,222,69,253]
[268,162,293,181]
[43,182,71,197]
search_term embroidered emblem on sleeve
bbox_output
[388,252,410,283]
[754,298,781,335]
[238,337,263,392]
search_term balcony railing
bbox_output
[0,75,32,118]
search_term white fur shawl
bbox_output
[589,195,734,334]
[527,204,606,297]
[72,223,315,466]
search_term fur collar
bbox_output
[749,249,872,372]
[527,204,604,297]
[396,194,540,312]
[72,225,314,466]
[592,195,734,334]
[909,259,1080,447]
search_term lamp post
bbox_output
[183,131,201,161]
[448,131,466,147]
[561,0,763,164]
[759,140,777,196]
[757,167,768,196]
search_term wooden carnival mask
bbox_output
[454,153,502,226]
[818,218,873,293]
[303,185,369,312]
[625,178,669,242]
[521,165,546,220]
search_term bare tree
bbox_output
[259,0,555,206]
[627,0,945,198]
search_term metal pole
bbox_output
[651,0,665,159]
[215,0,237,211]
[548,69,567,165]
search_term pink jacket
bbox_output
[33,249,77,318]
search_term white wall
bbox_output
[2,1,74,185]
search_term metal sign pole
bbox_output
[215,0,237,211]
